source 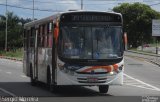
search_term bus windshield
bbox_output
[58,26,123,59]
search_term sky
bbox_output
[0,0,160,19]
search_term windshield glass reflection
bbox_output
[59,26,123,59]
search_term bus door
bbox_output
[34,28,38,80]
[23,30,30,76]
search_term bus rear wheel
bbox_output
[30,65,36,86]
[47,68,57,92]
[99,85,109,93]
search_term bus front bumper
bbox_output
[56,70,123,86]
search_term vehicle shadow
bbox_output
[0,82,112,97]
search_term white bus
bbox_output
[23,11,124,93]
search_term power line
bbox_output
[19,0,119,5]
[1,1,159,12]
[19,0,75,4]
[149,2,160,6]
[0,3,62,12]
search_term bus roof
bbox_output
[24,10,122,29]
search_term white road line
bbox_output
[125,84,159,91]
[6,72,12,74]
[0,88,16,96]
[124,73,160,91]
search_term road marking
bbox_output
[125,83,159,91]
[0,88,16,96]
[125,56,160,68]
[6,72,12,74]
[124,73,160,91]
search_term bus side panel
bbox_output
[37,48,47,83]
[37,48,52,83]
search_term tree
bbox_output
[0,15,6,50]
[0,12,32,50]
[113,3,160,47]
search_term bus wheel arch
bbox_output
[47,65,58,92]
[47,66,52,85]
[47,65,53,91]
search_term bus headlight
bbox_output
[109,71,114,75]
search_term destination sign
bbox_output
[60,12,122,23]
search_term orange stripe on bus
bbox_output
[113,64,118,71]
[81,64,118,73]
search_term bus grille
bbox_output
[76,72,108,74]
[77,77,107,83]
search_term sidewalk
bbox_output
[125,50,160,66]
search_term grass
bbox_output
[129,46,160,55]
[130,48,155,54]
[0,48,23,59]
[149,43,160,47]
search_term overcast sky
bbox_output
[0,0,160,19]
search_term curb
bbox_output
[150,60,160,67]
[126,50,160,66]
[126,50,160,57]
[0,56,22,62]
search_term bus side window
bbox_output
[37,26,41,47]
[48,22,53,48]
[44,23,48,47]
[30,27,35,47]
[39,25,44,47]
[28,29,32,47]
[47,23,49,47]
[42,25,45,47]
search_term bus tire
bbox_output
[99,85,109,93]
[30,64,36,86]
[47,67,53,91]
[47,67,58,92]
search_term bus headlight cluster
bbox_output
[109,65,123,75]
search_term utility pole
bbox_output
[81,0,83,10]
[33,0,34,21]
[5,0,8,51]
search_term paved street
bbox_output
[0,55,160,101]
[125,51,160,65]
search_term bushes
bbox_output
[0,48,23,58]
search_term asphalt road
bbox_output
[0,56,160,101]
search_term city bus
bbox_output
[23,11,124,93]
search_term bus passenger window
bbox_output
[41,25,45,47]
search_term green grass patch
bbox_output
[149,43,160,47]
[0,49,23,59]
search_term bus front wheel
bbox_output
[99,85,109,93]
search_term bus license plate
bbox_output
[87,77,98,83]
